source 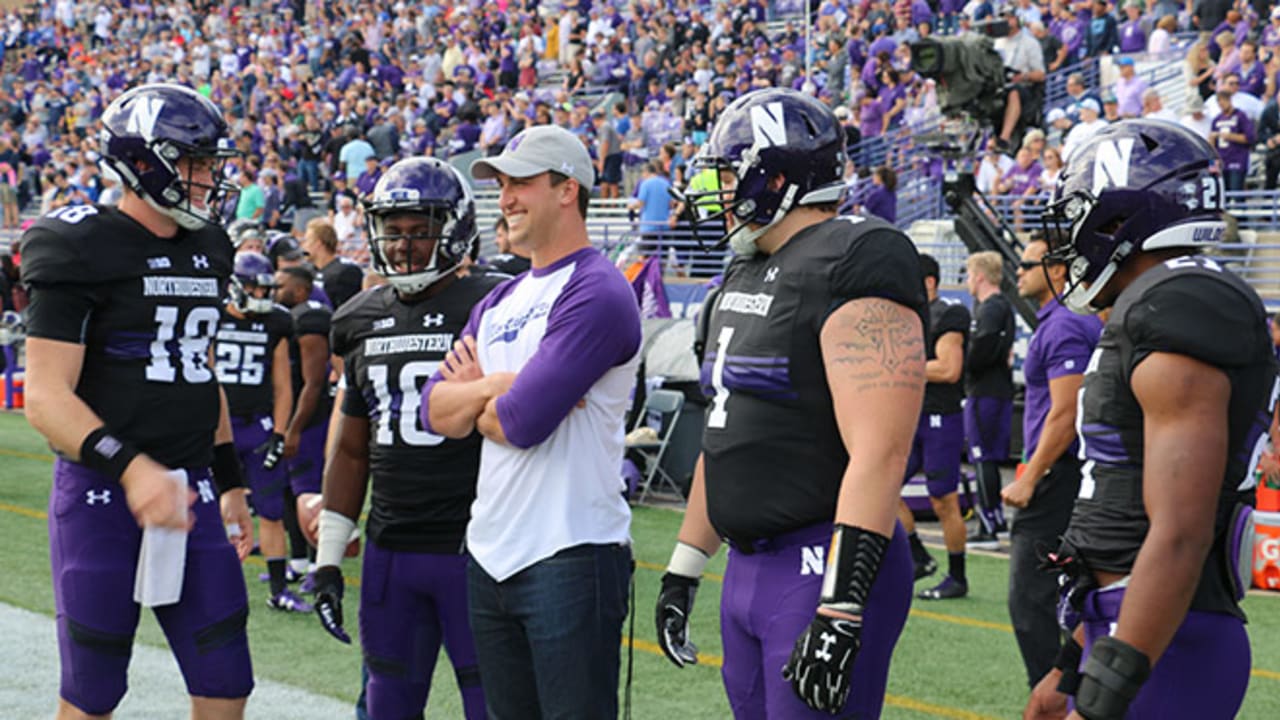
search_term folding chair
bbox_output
[627,389,685,503]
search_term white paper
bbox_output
[133,470,189,608]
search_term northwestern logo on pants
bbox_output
[801,545,825,575]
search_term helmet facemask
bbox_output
[229,274,276,315]
[368,205,473,296]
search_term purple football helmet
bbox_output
[230,251,276,315]
[364,157,478,295]
[683,88,846,255]
[99,83,239,230]
[1044,119,1225,314]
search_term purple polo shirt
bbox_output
[1211,108,1255,172]
[1022,298,1102,459]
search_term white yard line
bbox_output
[0,602,354,719]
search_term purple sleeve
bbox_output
[495,263,642,449]
[419,298,488,436]
[1043,319,1100,381]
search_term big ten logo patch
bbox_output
[801,545,825,576]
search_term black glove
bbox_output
[655,572,699,667]
[313,565,351,644]
[782,611,862,714]
[263,432,285,470]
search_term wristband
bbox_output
[820,524,890,614]
[79,427,140,481]
[667,541,711,579]
[1075,636,1151,720]
[316,509,358,567]
[1053,636,1083,694]
[211,442,246,494]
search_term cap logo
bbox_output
[561,162,574,176]
[506,135,523,153]
[1091,137,1134,196]
[749,101,787,147]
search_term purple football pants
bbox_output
[904,411,965,498]
[231,414,287,520]
[720,522,913,719]
[963,396,1012,462]
[49,459,253,715]
[285,419,327,496]
[360,540,485,720]
[1079,585,1250,719]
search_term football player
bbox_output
[213,251,309,612]
[314,157,495,718]
[1025,120,1275,720]
[21,83,255,718]
[901,253,972,601]
[654,88,926,718]
[963,250,1016,548]
[273,263,332,582]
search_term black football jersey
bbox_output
[287,299,333,429]
[965,292,1015,399]
[1064,255,1277,618]
[21,204,233,469]
[700,216,927,544]
[924,297,970,415]
[213,305,293,418]
[317,257,364,312]
[331,274,506,552]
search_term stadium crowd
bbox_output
[0,0,1275,245]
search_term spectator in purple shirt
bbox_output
[862,165,897,224]
[1262,7,1280,49]
[1117,0,1146,54]
[1210,89,1256,190]
[1236,40,1267,98]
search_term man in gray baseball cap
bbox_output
[471,124,596,190]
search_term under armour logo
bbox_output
[192,255,210,270]
[197,479,216,504]
[764,267,779,283]
[929,414,942,429]
[423,314,445,328]
[560,162,575,176]
[85,489,112,506]
[815,632,836,662]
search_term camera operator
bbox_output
[994,11,1045,150]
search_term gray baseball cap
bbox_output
[471,125,596,189]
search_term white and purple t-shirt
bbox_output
[423,247,642,581]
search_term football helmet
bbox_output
[99,83,239,231]
[682,87,846,255]
[229,251,277,315]
[227,218,265,250]
[364,157,478,295]
[1044,119,1225,314]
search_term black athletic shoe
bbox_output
[913,555,938,581]
[917,576,968,600]
[966,528,1000,550]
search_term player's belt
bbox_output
[724,522,831,556]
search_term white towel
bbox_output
[133,470,189,608]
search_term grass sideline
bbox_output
[1,410,1278,718]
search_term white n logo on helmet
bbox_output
[749,102,788,148]
[126,96,166,142]
[1091,137,1135,196]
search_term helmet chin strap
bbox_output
[727,184,798,256]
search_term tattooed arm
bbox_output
[820,297,926,535]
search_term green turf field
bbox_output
[2,409,1279,719]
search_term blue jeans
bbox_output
[467,543,631,719]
